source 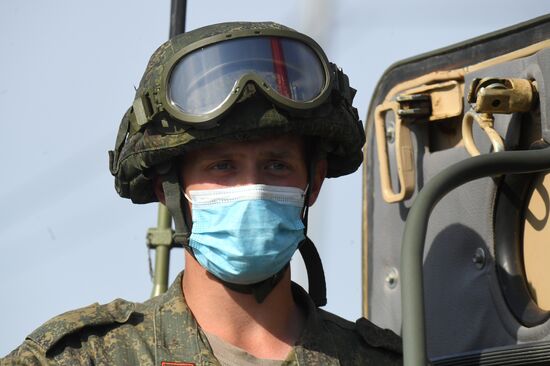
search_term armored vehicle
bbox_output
[363,14,550,365]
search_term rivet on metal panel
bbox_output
[385,268,399,289]
[472,248,487,269]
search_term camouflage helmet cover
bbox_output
[109,21,365,203]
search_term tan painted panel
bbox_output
[524,172,550,310]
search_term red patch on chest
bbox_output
[161,362,195,366]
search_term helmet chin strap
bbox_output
[297,159,327,307]
[159,159,327,306]
[159,166,191,248]
[218,266,289,303]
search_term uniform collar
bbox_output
[153,272,339,365]
[287,282,340,365]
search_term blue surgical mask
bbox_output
[187,184,306,285]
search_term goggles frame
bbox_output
[132,28,339,129]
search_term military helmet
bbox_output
[109,21,365,204]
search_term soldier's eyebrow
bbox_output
[261,140,306,160]
[197,150,298,162]
[194,149,242,161]
[259,150,297,159]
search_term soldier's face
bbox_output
[180,134,326,206]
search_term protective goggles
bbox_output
[132,29,344,128]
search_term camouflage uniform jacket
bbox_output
[2,272,402,365]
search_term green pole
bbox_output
[401,146,550,366]
[150,204,173,297]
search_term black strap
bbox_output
[299,236,327,306]
[221,265,289,303]
[161,168,190,247]
[298,145,327,307]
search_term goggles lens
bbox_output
[168,36,326,116]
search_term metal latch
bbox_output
[467,77,537,114]
[396,94,431,118]
[400,80,463,121]
[374,80,463,203]
[462,78,538,156]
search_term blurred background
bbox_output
[1,0,549,355]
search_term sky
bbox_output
[1,0,549,356]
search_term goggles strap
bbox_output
[131,93,162,130]
[331,63,356,105]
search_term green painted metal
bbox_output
[151,204,173,297]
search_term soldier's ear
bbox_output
[153,175,166,204]
[308,159,327,207]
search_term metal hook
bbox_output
[462,110,505,157]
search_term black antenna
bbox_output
[169,0,187,37]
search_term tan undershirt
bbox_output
[205,332,285,366]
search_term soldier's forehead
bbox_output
[183,134,306,160]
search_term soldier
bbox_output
[2,22,402,365]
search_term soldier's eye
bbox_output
[266,161,289,171]
[210,161,233,171]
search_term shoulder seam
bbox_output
[318,309,355,331]
[27,299,136,353]
[355,318,403,354]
